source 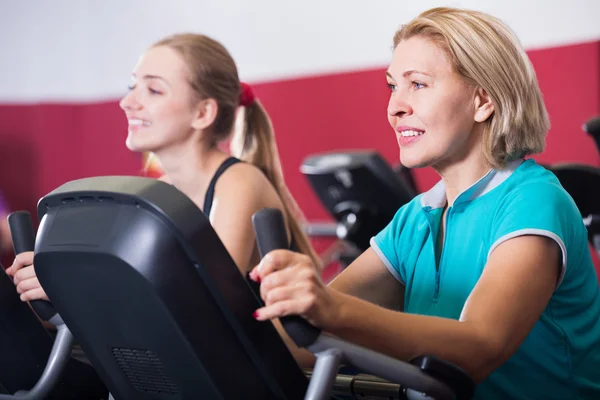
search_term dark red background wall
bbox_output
[1,40,599,269]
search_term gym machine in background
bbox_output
[301,151,417,268]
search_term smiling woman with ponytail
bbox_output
[8,32,321,317]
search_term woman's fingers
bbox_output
[19,287,49,302]
[260,260,319,299]
[249,248,329,325]
[260,263,301,300]
[263,281,315,306]
[5,254,49,302]
[13,264,36,286]
[249,250,313,282]
[257,271,328,325]
[15,275,41,294]
[6,251,34,276]
[15,269,49,301]
[254,295,316,322]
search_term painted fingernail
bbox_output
[255,275,261,284]
[258,254,271,272]
[253,311,260,319]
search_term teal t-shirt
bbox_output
[372,159,600,399]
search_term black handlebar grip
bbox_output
[8,211,36,255]
[253,208,291,259]
[583,116,600,136]
[583,117,600,157]
[252,208,322,348]
[7,211,58,322]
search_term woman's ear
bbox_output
[191,98,218,131]
[474,87,494,123]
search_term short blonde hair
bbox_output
[394,7,550,168]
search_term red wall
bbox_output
[1,40,599,268]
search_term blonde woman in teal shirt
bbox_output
[251,7,600,399]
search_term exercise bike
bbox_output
[301,151,417,269]
[1,177,475,400]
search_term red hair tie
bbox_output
[239,82,255,107]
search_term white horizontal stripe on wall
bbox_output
[1,0,598,103]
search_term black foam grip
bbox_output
[7,211,58,322]
[584,117,600,156]
[253,208,291,259]
[252,208,322,348]
[583,116,600,136]
[7,211,36,255]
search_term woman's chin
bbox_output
[125,136,152,153]
[399,153,432,169]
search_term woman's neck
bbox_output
[433,129,492,207]
[154,140,229,200]
[436,155,491,207]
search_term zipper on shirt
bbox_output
[433,208,451,301]
[424,207,442,302]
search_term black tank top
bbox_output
[202,156,299,252]
[202,157,241,217]
[204,157,301,303]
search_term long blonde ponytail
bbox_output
[230,90,321,268]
